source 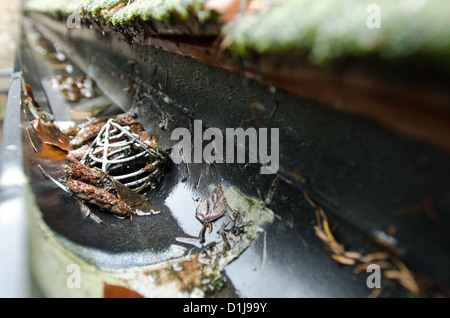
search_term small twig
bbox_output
[37,164,68,192]
[314,209,322,230]
[264,175,279,206]
[269,101,279,120]
[280,155,307,182]
[303,192,318,208]
[179,146,189,174]
[217,221,230,235]
[78,200,103,223]
[175,237,202,249]
[25,128,38,153]
[195,172,202,188]
[256,188,267,206]
[199,222,209,244]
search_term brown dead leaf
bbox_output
[103,282,144,298]
[112,178,158,214]
[26,127,68,162]
[32,118,74,152]
[196,183,227,224]
[26,84,41,108]
[196,182,228,243]
[35,143,69,162]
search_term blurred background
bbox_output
[0,0,20,137]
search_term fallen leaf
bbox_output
[36,143,69,162]
[26,84,41,108]
[103,283,144,298]
[196,183,227,223]
[32,118,74,152]
[112,178,158,214]
[196,182,228,243]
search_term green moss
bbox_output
[223,0,450,65]
[81,0,125,16]
[25,0,212,27]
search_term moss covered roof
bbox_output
[25,0,212,25]
[223,0,450,65]
[25,0,450,66]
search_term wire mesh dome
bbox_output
[79,118,169,192]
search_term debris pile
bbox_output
[305,192,449,297]
[29,91,171,219]
[51,75,96,102]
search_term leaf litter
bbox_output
[303,192,450,297]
